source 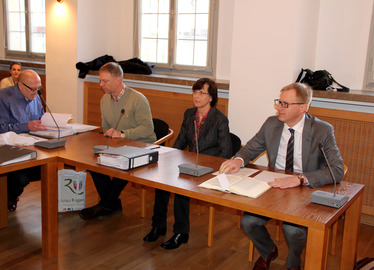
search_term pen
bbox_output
[149,146,161,150]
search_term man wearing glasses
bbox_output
[220,83,344,270]
[0,69,46,212]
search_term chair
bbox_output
[205,132,242,246]
[136,118,174,218]
[152,118,174,147]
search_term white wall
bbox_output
[315,0,373,89]
[45,0,78,119]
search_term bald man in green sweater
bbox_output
[79,62,156,220]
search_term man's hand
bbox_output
[104,128,121,138]
[268,176,300,189]
[219,159,242,174]
[28,120,46,131]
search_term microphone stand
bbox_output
[34,90,66,149]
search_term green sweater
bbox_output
[100,87,156,143]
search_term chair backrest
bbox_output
[153,118,172,146]
[230,132,241,157]
[153,118,169,140]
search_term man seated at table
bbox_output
[0,70,46,211]
[219,83,344,270]
[79,62,156,220]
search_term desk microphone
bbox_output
[311,143,349,208]
[34,90,66,149]
[178,118,213,176]
[93,108,125,153]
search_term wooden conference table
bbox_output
[0,131,365,270]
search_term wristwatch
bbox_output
[297,174,305,186]
[120,131,126,139]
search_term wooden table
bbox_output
[0,131,364,269]
[0,151,58,258]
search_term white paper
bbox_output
[254,170,289,183]
[41,113,73,128]
[0,132,47,146]
[217,173,231,190]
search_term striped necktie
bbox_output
[285,128,295,172]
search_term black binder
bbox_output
[0,145,37,166]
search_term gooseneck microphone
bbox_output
[34,90,66,149]
[106,108,125,149]
[310,143,349,208]
[178,116,213,176]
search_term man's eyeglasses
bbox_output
[274,99,304,108]
[21,82,42,92]
[192,90,209,96]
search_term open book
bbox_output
[199,169,290,198]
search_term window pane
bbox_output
[8,32,26,51]
[195,14,208,40]
[140,0,170,64]
[177,14,195,40]
[6,0,26,52]
[176,40,193,65]
[196,0,209,13]
[157,39,168,63]
[194,40,207,66]
[178,0,196,14]
[142,14,158,38]
[141,39,157,62]
[7,0,25,12]
[29,0,46,53]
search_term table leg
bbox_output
[208,205,215,247]
[340,193,363,270]
[0,174,7,229]
[41,160,58,258]
[304,227,328,270]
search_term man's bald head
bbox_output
[17,70,42,100]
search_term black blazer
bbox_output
[173,107,232,159]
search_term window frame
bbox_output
[134,0,219,77]
[2,0,46,60]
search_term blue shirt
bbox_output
[0,84,44,134]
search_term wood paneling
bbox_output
[308,106,374,222]
[83,81,229,146]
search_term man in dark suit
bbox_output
[220,82,344,270]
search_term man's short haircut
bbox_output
[192,78,218,107]
[281,82,313,107]
[10,61,22,70]
[99,62,123,79]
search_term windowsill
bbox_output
[87,70,230,90]
[312,89,374,103]
[0,58,45,69]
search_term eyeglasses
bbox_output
[21,82,43,92]
[274,99,304,108]
[192,90,209,96]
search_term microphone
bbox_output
[106,109,125,148]
[178,116,213,176]
[34,90,66,149]
[311,143,349,208]
[93,108,125,154]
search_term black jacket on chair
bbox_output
[173,107,232,159]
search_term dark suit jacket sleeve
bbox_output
[235,119,270,165]
[302,118,344,188]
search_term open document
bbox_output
[30,113,99,139]
[199,168,290,198]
